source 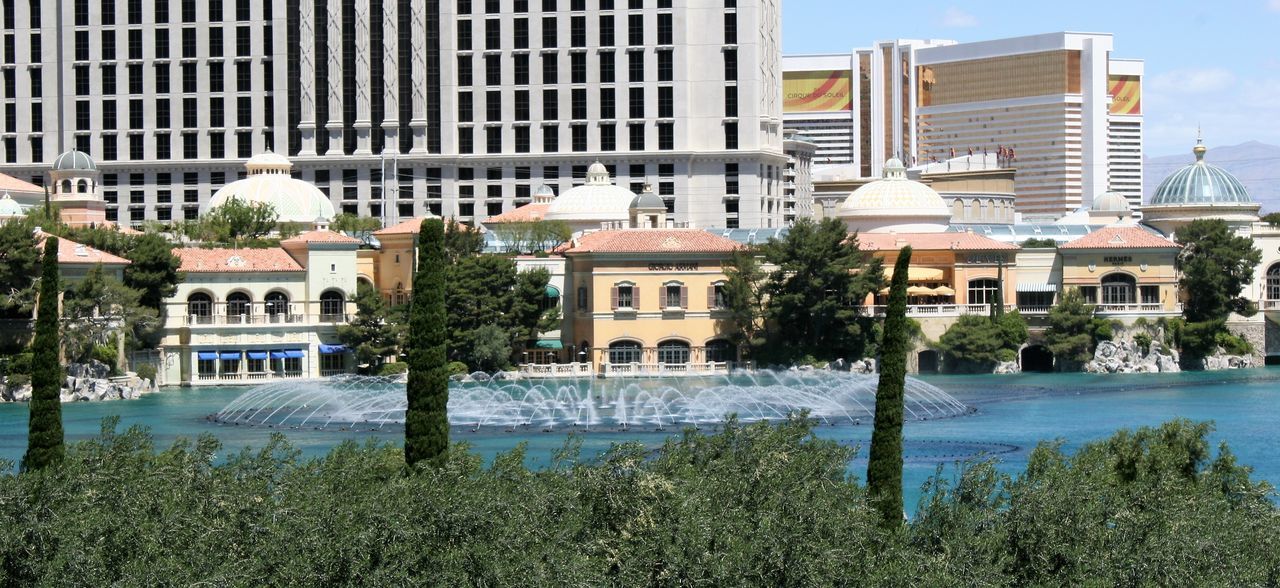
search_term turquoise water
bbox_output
[3,369,1279,510]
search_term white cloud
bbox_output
[1147,67,1237,94]
[939,7,978,28]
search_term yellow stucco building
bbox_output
[1057,226,1182,316]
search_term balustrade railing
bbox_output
[599,362,732,377]
[1261,299,1280,311]
[185,313,349,326]
[1094,303,1178,314]
[517,363,594,377]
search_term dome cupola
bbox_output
[205,152,336,224]
[1150,138,1252,206]
[835,158,952,233]
[544,161,638,232]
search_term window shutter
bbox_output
[610,286,618,310]
[708,285,716,309]
[632,286,639,309]
[680,286,688,309]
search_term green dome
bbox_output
[1150,140,1251,205]
[52,149,97,172]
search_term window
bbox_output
[486,90,501,121]
[599,51,615,83]
[187,292,213,321]
[485,54,500,85]
[457,20,471,51]
[542,16,557,47]
[514,54,529,84]
[226,291,251,320]
[710,283,727,309]
[629,87,643,118]
[485,18,500,50]
[514,126,530,152]
[485,126,501,153]
[656,340,689,364]
[724,122,737,149]
[458,127,473,153]
[628,51,643,82]
[705,339,733,363]
[571,125,586,151]
[657,50,672,81]
[264,291,289,319]
[600,124,615,151]
[600,88,615,118]
[457,55,472,86]
[320,290,345,319]
[968,278,1001,306]
[599,15,614,46]
[1100,273,1136,306]
[570,52,586,83]
[723,12,736,44]
[571,88,586,119]
[514,18,528,49]
[664,283,685,308]
[628,122,644,150]
[571,15,586,47]
[541,53,557,83]
[542,125,559,152]
[724,87,738,117]
[657,122,673,150]
[627,14,642,45]
[608,340,642,364]
[657,13,672,44]
[725,163,738,194]
[658,86,672,118]
[1268,264,1280,300]
[612,283,634,309]
[724,48,737,81]
[577,286,588,310]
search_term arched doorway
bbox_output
[656,339,691,365]
[1101,272,1137,306]
[187,292,213,324]
[225,291,251,323]
[608,340,643,365]
[704,339,734,363]
[319,289,345,321]
[264,291,290,322]
[1021,345,1054,372]
[917,350,940,374]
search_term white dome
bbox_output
[206,154,335,224]
[545,163,636,223]
[1091,191,1131,212]
[836,159,951,233]
[0,193,24,217]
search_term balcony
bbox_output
[1262,300,1280,311]
[516,363,594,378]
[601,362,736,377]
[1093,303,1181,316]
[863,304,1012,317]
[185,313,350,326]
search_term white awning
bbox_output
[1016,283,1057,293]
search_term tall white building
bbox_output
[0,0,787,229]
[784,32,1144,219]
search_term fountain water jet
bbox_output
[212,370,972,431]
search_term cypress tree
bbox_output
[22,237,65,472]
[866,245,911,527]
[405,218,449,467]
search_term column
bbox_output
[353,0,373,155]
[298,0,318,155]
[409,0,428,153]
[381,0,400,154]
[325,0,345,155]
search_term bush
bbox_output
[1134,332,1152,355]
[995,348,1017,363]
[0,418,1275,585]
[938,313,1027,372]
[377,362,409,376]
[1216,332,1253,356]
[4,373,29,388]
[4,352,32,377]
[91,344,118,374]
[134,364,157,384]
[446,361,470,376]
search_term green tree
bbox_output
[405,218,448,468]
[443,218,484,262]
[1177,219,1261,323]
[719,248,767,357]
[193,197,279,244]
[1019,237,1058,249]
[336,282,404,374]
[758,218,882,363]
[937,312,1027,372]
[867,246,911,528]
[466,324,514,373]
[122,232,183,312]
[509,267,558,347]
[0,216,40,315]
[490,220,573,254]
[61,264,157,365]
[330,213,383,237]
[1045,288,1102,369]
[22,237,64,471]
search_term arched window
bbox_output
[319,290,345,319]
[226,292,251,322]
[264,291,290,320]
[704,339,733,363]
[540,285,560,312]
[1101,273,1136,305]
[967,278,1000,305]
[608,340,643,364]
[656,340,690,364]
[78,179,89,193]
[187,292,213,323]
[1267,264,1280,301]
[951,199,964,219]
[60,179,72,194]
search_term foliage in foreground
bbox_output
[20,237,63,472]
[937,311,1028,372]
[1,418,1277,586]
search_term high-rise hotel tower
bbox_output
[0,0,787,228]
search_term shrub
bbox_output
[446,361,470,376]
[1134,332,1152,355]
[1216,332,1253,356]
[5,352,32,376]
[938,312,1027,372]
[377,362,409,376]
[4,373,29,388]
[134,364,157,384]
[995,348,1017,363]
[91,344,118,374]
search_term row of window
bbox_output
[70,25,271,62]
[67,0,271,27]
[69,61,271,98]
[75,96,264,132]
[457,0,675,15]
[575,283,727,312]
[186,290,345,319]
[457,121,676,154]
[457,12,673,50]
[459,86,673,122]
[458,50,674,86]
[606,339,735,365]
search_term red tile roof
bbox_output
[485,202,551,224]
[174,247,304,272]
[855,232,1018,252]
[280,229,362,245]
[0,172,43,195]
[372,217,427,236]
[34,231,131,266]
[559,229,743,254]
[1059,227,1179,250]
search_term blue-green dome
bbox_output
[51,149,97,172]
[1149,140,1251,205]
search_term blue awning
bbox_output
[246,351,269,360]
[269,350,287,359]
[218,351,241,360]
[318,344,347,354]
[534,339,563,349]
[283,349,305,359]
[197,351,218,361]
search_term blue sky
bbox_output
[781,0,1280,156]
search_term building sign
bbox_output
[648,263,699,271]
[784,70,853,113]
[1109,75,1141,115]
[1104,256,1132,264]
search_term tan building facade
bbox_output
[1057,226,1181,317]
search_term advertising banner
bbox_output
[1109,75,1141,115]
[784,70,853,113]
